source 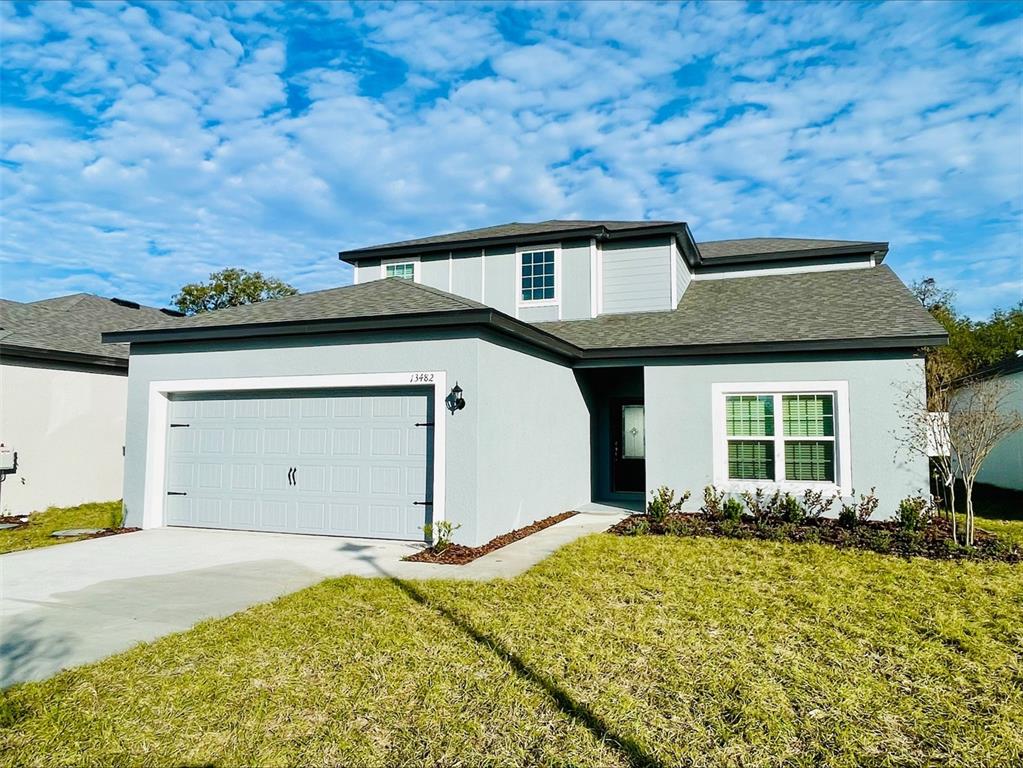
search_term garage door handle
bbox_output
[167,491,187,496]
[288,467,296,486]
[413,501,433,506]
[414,422,434,427]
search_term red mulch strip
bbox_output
[609,513,1020,563]
[405,511,578,565]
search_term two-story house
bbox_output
[106,220,946,546]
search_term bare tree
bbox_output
[949,375,1023,545]
[897,355,961,541]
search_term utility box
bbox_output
[0,446,17,474]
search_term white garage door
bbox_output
[164,387,433,541]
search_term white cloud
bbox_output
[0,0,1019,319]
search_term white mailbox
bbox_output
[0,445,17,474]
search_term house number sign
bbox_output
[409,372,435,383]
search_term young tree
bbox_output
[173,268,297,315]
[948,373,1023,545]
[897,354,961,540]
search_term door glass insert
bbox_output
[621,405,645,459]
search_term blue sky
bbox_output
[1,1,1021,318]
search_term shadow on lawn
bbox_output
[337,542,663,768]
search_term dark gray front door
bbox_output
[164,387,432,541]
[611,399,645,493]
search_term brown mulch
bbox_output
[87,527,142,540]
[406,511,578,565]
[609,513,1021,563]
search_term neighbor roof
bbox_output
[0,294,178,368]
[107,268,946,360]
[537,265,944,353]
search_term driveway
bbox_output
[0,506,628,687]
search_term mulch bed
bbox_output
[86,527,142,540]
[405,511,577,565]
[609,513,1021,563]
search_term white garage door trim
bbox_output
[142,371,447,531]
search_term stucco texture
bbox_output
[644,353,929,517]
[0,361,127,515]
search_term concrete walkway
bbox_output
[0,505,629,687]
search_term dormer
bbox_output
[340,220,700,322]
[339,221,889,322]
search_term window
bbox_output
[715,383,848,490]
[520,249,556,302]
[385,262,416,280]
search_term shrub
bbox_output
[777,493,806,524]
[647,486,690,525]
[700,486,726,519]
[722,497,744,522]
[741,489,771,523]
[423,520,462,553]
[838,488,879,529]
[896,496,930,532]
[629,518,651,536]
[802,489,837,519]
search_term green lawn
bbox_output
[0,500,123,554]
[2,534,1021,767]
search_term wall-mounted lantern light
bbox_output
[446,382,466,414]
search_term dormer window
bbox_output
[518,246,559,305]
[381,258,419,281]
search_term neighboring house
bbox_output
[0,294,180,515]
[953,352,1023,491]
[105,220,946,547]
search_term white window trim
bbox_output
[711,380,852,496]
[380,256,421,282]
[516,243,561,308]
[141,371,447,533]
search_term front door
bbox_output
[611,400,645,493]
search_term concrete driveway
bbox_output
[0,507,628,688]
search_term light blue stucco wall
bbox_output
[474,336,591,542]
[120,329,588,547]
[644,353,929,518]
[602,236,673,314]
[967,369,1023,491]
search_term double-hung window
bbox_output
[716,383,849,491]
[519,248,557,303]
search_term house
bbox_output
[104,220,946,546]
[954,351,1023,492]
[0,294,180,516]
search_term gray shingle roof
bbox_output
[116,277,488,334]
[0,294,175,362]
[696,237,882,259]
[537,265,945,350]
[348,220,674,254]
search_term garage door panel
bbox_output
[262,464,291,491]
[166,496,192,524]
[263,428,291,455]
[297,502,327,532]
[232,428,260,454]
[166,388,431,541]
[260,500,289,528]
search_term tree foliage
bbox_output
[910,277,1023,378]
[173,268,298,315]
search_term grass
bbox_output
[2,534,1021,767]
[0,500,123,554]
